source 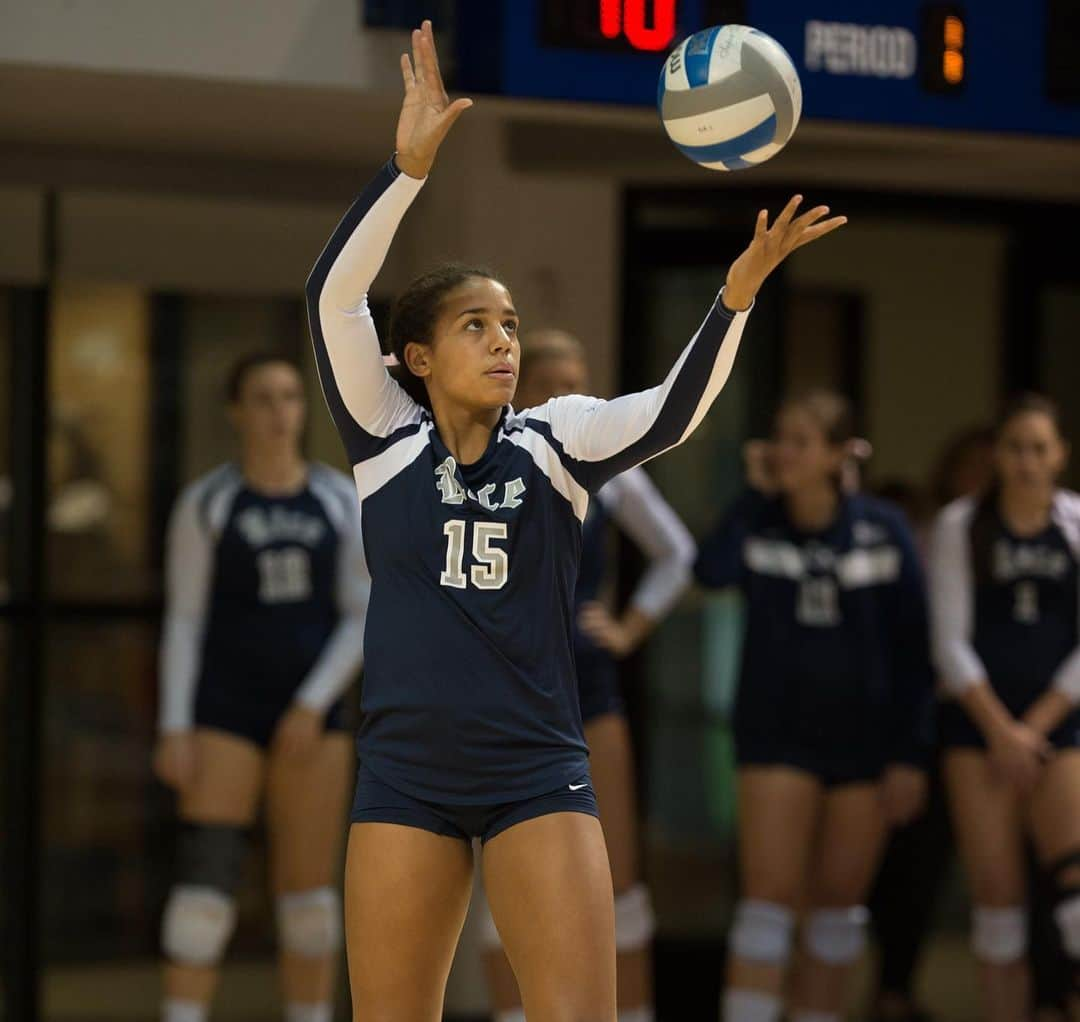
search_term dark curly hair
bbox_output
[387,262,500,409]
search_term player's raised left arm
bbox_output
[541,198,846,491]
[306,20,471,462]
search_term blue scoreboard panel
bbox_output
[453,0,1080,138]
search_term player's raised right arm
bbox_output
[305,20,470,464]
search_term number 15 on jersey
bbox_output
[440,520,509,591]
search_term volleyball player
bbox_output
[930,394,1080,1022]
[304,20,845,1022]
[477,328,696,1022]
[695,390,933,1022]
[153,353,368,1022]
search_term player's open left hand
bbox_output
[395,19,472,180]
[724,197,847,312]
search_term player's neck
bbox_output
[241,447,307,496]
[998,486,1054,536]
[431,402,503,466]
[786,480,839,532]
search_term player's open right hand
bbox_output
[153,732,197,792]
[395,19,472,180]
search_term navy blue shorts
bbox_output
[195,687,348,749]
[350,763,599,844]
[575,645,625,725]
[939,700,1080,751]
[735,732,886,787]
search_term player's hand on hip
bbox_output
[723,197,847,312]
[395,19,473,180]
[274,704,323,762]
[879,764,927,827]
[578,602,635,658]
[153,732,197,792]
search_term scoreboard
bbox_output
[451,0,1080,138]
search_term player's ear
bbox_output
[404,341,432,380]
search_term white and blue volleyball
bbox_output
[658,25,802,171]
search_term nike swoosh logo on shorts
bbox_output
[568,782,589,791]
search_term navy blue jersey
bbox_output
[306,158,751,803]
[158,463,369,732]
[695,490,933,764]
[930,492,1080,712]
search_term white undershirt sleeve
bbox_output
[294,505,369,713]
[928,501,989,696]
[158,487,214,733]
[603,467,696,620]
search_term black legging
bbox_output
[868,760,952,1000]
[1029,846,1072,1011]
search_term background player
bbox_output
[695,390,933,1022]
[930,394,1080,1022]
[153,353,368,1022]
[306,20,845,1022]
[479,328,697,1022]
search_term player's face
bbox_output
[231,363,306,450]
[772,406,845,493]
[416,278,520,412]
[514,354,588,408]
[996,412,1068,495]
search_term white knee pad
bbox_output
[722,988,782,1022]
[971,905,1028,963]
[803,905,869,965]
[1054,892,1080,959]
[277,887,342,957]
[161,885,237,966]
[615,884,655,952]
[729,900,795,964]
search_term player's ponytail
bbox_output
[969,392,1064,585]
[388,263,500,410]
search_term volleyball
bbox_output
[658,24,802,171]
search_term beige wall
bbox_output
[788,219,1005,484]
[0,0,407,92]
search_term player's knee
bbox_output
[277,887,342,957]
[722,988,782,1022]
[615,883,655,953]
[803,905,869,965]
[971,905,1028,963]
[161,885,237,965]
[161,823,247,965]
[728,899,795,964]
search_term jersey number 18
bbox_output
[257,547,312,603]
